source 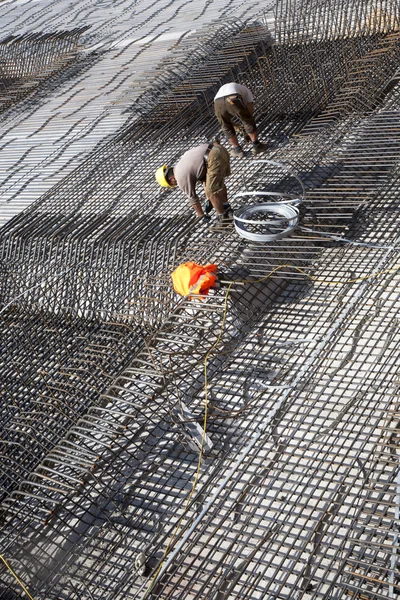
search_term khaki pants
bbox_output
[205,143,230,198]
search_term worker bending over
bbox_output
[155,140,233,225]
[214,82,268,158]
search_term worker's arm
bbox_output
[247,101,254,116]
[179,176,204,217]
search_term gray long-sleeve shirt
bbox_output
[174,144,208,205]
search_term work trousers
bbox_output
[204,142,231,198]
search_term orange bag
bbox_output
[171,262,218,298]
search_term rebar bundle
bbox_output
[1,0,400,599]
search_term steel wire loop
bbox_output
[234,202,300,242]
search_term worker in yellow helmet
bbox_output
[155,140,233,226]
[155,165,175,188]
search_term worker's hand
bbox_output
[201,215,211,225]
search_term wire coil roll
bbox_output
[233,202,300,242]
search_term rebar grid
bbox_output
[3,20,400,313]
[3,217,400,599]
[0,0,278,227]
[1,0,400,599]
[275,0,400,44]
[0,28,89,113]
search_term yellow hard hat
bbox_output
[155,165,174,188]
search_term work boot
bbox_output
[252,141,269,155]
[211,206,234,230]
[229,145,245,158]
[214,214,232,226]
[222,203,234,219]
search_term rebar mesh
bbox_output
[1,0,400,599]
[0,28,89,113]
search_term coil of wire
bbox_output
[233,202,299,242]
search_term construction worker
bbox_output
[214,82,268,158]
[155,140,233,225]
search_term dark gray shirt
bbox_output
[174,144,208,205]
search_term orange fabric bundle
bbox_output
[171,262,218,298]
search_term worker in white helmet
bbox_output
[214,82,269,158]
